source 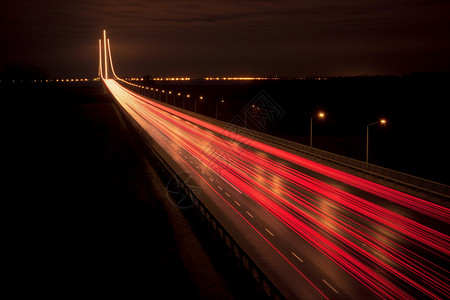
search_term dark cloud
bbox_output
[1,0,449,77]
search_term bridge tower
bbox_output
[103,30,108,79]
[98,30,118,80]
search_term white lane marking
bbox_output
[246,211,254,218]
[265,228,274,236]
[291,252,303,263]
[209,177,214,182]
[218,185,223,190]
[225,192,231,197]
[201,170,205,174]
[234,201,241,206]
[218,175,242,194]
[322,279,339,294]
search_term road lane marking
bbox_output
[201,170,205,174]
[209,177,213,182]
[225,192,231,197]
[218,185,223,190]
[246,211,254,218]
[234,201,240,206]
[218,175,242,194]
[322,279,339,294]
[265,228,274,236]
[291,252,303,263]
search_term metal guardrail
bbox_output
[228,125,450,202]
[111,85,285,300]
[122,80,450,203]
[129,80,450,203]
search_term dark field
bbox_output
[4,83,264,298]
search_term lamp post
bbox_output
[195,96,203,113]
[183,94,190,109]
[216,99,224,119]
[245,105,259,128]
[366,119,387,166]
[310,111,325,147]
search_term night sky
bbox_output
[1,0,449,78]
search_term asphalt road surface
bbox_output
[105,78,450,300]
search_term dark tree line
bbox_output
[0,63,48,82]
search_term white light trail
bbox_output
[98,39,103,79]
[107,38,119,79]
[103,29,108,79]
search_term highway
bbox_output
[104,78,449,299]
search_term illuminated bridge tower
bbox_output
[98,30,118,80]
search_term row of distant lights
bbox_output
[126,77,327,81]
[205,77,273,81]
[127,77,282,81]
[127,82,181,94]
[126,81,206,101]
[2,76,328,83]
[54,78,91,82]
[0,78,94,83]
[126,77,191,81]
[128,77,265,81]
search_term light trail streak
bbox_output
[98,39,103,79]
[104,79,450,299]
[135,93,449,224]
[107,39,118,79]
[116,90,329,298]
[103,30,108,79]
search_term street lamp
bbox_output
[245,105,259,128]
[216,99,224,119]
[177,92,181,107]
[168,91,173,105]
[195,96,203,113]
[366,118,387,166]
[183,94,190,109]
[310,111,325,147]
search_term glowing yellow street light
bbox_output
[245,104,259,128]
[195,96,203,113]
[366,118,387,166]
[183,94,190,109]
[310,111,326,147]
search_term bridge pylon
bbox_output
[98,30,119,80]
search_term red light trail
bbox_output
[104,78,449,299]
